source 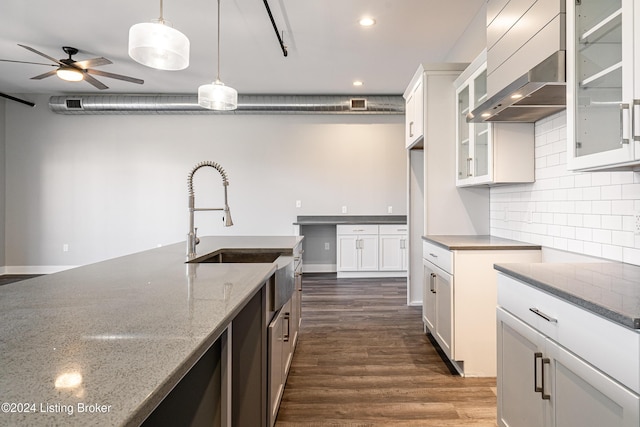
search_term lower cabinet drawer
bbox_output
[497,272,640,394]
[422,240,453,274]
[337,224,379,235]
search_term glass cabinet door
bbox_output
[457,85,471,180]
[473,69,490,179]
[569,0,634,168]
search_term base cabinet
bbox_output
[497,273,640,427]
[337,224,407,278]
[422,239,541,377]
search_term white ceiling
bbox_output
[0,0,485,95]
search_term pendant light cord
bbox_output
[159,0,164,23]
[217,0,221,81]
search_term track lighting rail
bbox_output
[262,0,288,57]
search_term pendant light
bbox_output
[128,0,190,71]
[198,0,238,110]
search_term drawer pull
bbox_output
[529,308,557,323]
[429,253,438,258]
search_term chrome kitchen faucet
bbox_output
[187,161,233,257]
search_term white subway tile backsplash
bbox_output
[490,111,639,266]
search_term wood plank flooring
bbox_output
[275,275,497,427]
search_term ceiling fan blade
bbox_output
[0,58,57,67]
[74,57,112,69]
[82,73,109,90]
[31,70,57,80]
[86,69,144,85]
[18,44,65,66]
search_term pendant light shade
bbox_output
[198,0,237,110]
[128,0,189,71]
[198,80,238,110]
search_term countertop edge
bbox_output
[494,264,639,330]
[423,235,542,251]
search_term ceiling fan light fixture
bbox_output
[128,21,190,70]
[56,66,84,82]
[198,80,238,110]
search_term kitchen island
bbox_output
[0,236,303,427]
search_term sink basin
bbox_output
[188,249,295,312]
[190,249,283,264]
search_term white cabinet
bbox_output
[567,0,640,170]
[454,50,534,186]
[337,224,407,278]
[378,224,408,271]
[423,259,454,358]
[404,78,424,148]
[421,239,541,377]
[336,225,379,272]
[497,273,640,427]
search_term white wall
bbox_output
[491,111,640,266]
[4,95,406,271]
[445,2,487,62]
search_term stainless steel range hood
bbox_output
[467,51,566,123]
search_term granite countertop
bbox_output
[294,215,407,225]
[495,262,640,330]
[0,235,302,426]
[423,235,542,251]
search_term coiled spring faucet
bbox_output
[187,161,233,257]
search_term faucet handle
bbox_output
[194,227,200,246]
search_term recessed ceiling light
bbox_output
[353,81,364,87]
[359,17,376,27]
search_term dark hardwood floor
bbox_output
[275,274,497,427]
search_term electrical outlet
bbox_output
[62,244,69,252]
[388,206,393,214]
[324,242,330,250]
[296,200,301,208]
[635,211,640,235]
[342,206,348,213]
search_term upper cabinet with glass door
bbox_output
[567,0,640,170]
[455,51,534,187]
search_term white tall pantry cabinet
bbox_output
[404,64,490,305]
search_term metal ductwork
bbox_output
[48,94,404,115]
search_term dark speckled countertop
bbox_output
[424,235,542,250]
[495,262,640,330]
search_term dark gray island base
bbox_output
[0,236,303,427]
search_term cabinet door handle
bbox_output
[429,272,436,293]
[409,121,414,138]
[541,357,551,400]
[620,103,631,145]
[467,157,473,177]
[283,313,290,342]
[534,352,543,394]
[634,100,640,142]
[529,308,557,323]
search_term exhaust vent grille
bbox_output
[65,99,83,110]
[49,95,404,115]
[350,98,367,110]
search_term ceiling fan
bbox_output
[0,44,144,90]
